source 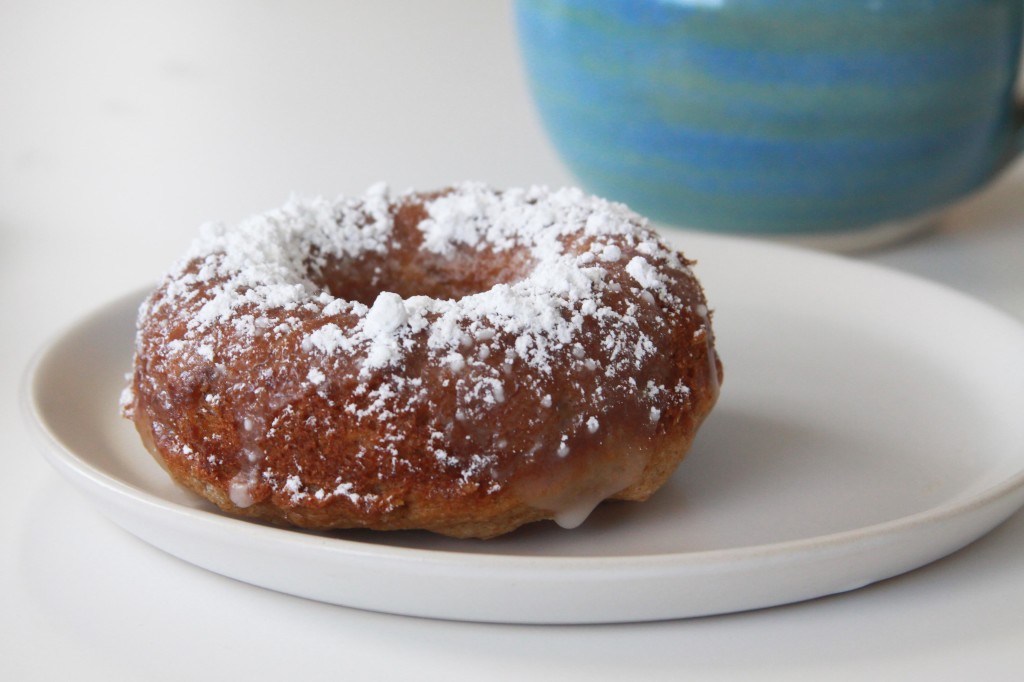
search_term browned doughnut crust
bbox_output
[122,183,722,538]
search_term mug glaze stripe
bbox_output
[517,0,1024,241]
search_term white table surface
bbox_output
[4,2,1024,680]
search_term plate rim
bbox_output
[21,233,1024,620]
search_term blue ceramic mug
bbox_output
[516,0,1024,248]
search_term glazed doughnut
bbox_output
[122,183,722,538]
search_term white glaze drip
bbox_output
[553,494,606,529]
[228,470,257,508]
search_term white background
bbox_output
[3,2,1024,679]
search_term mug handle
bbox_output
[1016,23,1024,155]
[1016,92,1024,154]
[1013,10,1024,156]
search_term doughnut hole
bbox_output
[314,200,538,305]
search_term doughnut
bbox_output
[122,183,722,539]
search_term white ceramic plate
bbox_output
[23,232,1024,624]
